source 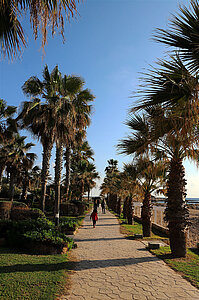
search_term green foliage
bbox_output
[0,183,21,198]
[0,216,74,250]
[59,216,84,232]
[23,230,73,249]
[151,247,199,288]
[10,206,45,221]
[59,219,77,231]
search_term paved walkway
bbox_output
[60,210,199,300]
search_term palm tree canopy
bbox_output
[0,0,81,59]
[132,56,198,112]
[124,157,166,195]
[154,0,199,72]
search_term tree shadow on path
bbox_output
[0,261,75,274]
[71,256,160,271]
[75,237,125,242]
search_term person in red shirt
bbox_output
[90,208,98,228]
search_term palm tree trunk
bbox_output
[0,164,4,191]
[65,145,71,201]
[123,197,128,219]
[41,141,53,212]
[126,196,133,225]
[9,171,15,202]
[141,192,152,237]
[54,142,63,226]
[79,179,84,201]
[116,197,121,216]
[87,185,90,202]
[21,184,28,202]
[165,157,189,257]
[21,173,28,202]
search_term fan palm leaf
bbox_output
[0,0,81,59]
[154,0,199,72]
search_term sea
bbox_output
[186,198,199,204]
[153,198,199,204]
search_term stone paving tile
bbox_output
[59,211,199,300]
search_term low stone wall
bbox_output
[0,201,12,219]
[134,202,168,227]
[133,215,169,237]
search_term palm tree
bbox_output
[20,66,94,222]
[0,0,81,59]
[84,162,99,202]
[29,166,41,203]
[19,65,62,211]
[0,99,16,143]
[101,159,121,212]
[119,56,199,256]
[19,153,37,202]
[64,131,86,200]
[121,157,166,237]
[54,74,94,224]
[69,142,97,202]
[120,164,142,224]
[154,0,199,73]
[60,78,94,201]
[3,134,35,202]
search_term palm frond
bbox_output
[154,0,199,72]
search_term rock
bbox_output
[134,234,143,239]
[148,242,161,249]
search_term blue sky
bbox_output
[1,0,199,197]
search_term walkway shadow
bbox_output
[0,261,75,274]
[75,237,125,242]
[96,217,116,220]
[94,223,118,227]
[80,223,118,229]
[71,256,160,271]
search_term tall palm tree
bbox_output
[0,99,16,143]
[69,142,97,201]
[64,131,86,200]
[19,66,94,222]
[101,159,121,212]
[119,56,199,256]
[60,77,94,201]
[29,166,41,203]
[54,74,94,224]
[121,157,166,237]
[154,0,199,73]
[19,153,37,202]
[120,166,142,224]
[83,162,99,202]
[19,65,62,211]
[3,134,35,202]
[0,0,81,59]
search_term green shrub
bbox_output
[23,230,73,248]
[0,219,13,238]
[12,201,28,208]
[1,217,74,252]
[10,206,45,221]
[59,219,77,232]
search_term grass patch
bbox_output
[150,246,199,289]
[0,247,73,300]
[119,218,168,241]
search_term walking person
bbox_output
[90,208,98,228]
[94,199,98,211]
[101,199,106,214]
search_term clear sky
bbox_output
[1,0,198,197]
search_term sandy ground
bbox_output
[188,209,199,248]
